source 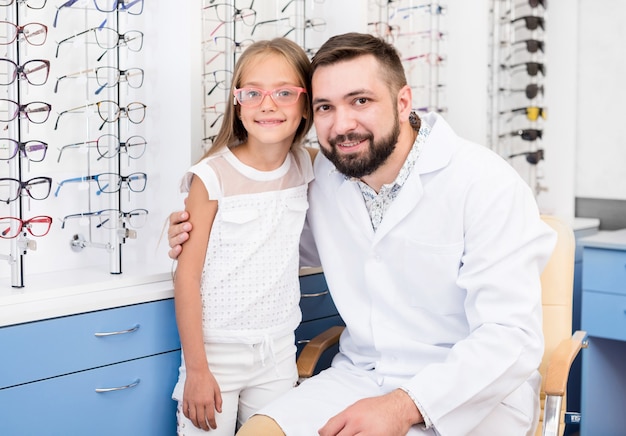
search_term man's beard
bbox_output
[320,114,400,179]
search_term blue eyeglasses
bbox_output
[54,172,147,197]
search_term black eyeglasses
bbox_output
[54,172,147,197]
[57,134,146,162]
[280,0,323,13]
[55,26,143,60]
[204,68,233,96]
[61,208,147,230]
[0,176,52,203]
[54,67,144,94]
[500,106,547,121]
[0,139,47,162]
[0,58,50,86]
[0,0,46,9]
[511,16,545,31]
[500,128,543,141]
[499,83,544,99]
[502,61,546,77]
[509,149,544,165]
[54,100,146,130]
[0,215,52,239]
[54,0,144,27]
[0,21,47,46]
[0,99,51,124]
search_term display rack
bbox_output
[0,0,148,286]
[488,0,547,195]
[200,0,326,153]
[367,0,447,116]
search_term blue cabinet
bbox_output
[0,299,181,436]
[296,269,344,375]
[580,229,626,435]
[0,271,342,435]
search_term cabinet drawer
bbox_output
[0,350,180,436]
[299,273,338,321]
[581,291,626,341]
[0,299,180,389]
[582,247,626,295]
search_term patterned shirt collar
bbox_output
[353,119,432,231]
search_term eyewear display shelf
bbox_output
[488,0,547,196]
[367,0,447,117]
[0,1,148,289]
[579,229,626,435]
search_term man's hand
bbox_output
[168,210,192,259]
[318,389,423,436]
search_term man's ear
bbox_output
[397,84,413,119]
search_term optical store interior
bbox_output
[0,0,624,434]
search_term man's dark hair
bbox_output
[311,32,407,94]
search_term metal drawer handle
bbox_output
[95,379,140,393]
[297,339,311,345]
[301,290,329,298]
[94,324,140,337]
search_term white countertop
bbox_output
[0,264,174,328]
[0,265,325,328]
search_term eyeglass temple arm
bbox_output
[54,175,93,197]
[55,27,93,57]
[54,68,93,93]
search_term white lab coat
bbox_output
[300,113,556,435]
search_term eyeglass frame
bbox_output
[54,0,144,27]
[0,138,48,162]
[0,0,46,10]
[0,215,52,239]
[54,66,144,94]
[233,87,307,107]
[0,58,50,86]
[0,21,47,46]
[54,100,146,130]
[54,172,147,197]
[55,25,144,60]
[57,134,146,162]
[0,99,52,124]
[60,208,147,230]
[0,176,52,203]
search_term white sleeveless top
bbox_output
[181,146,314,343]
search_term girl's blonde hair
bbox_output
[201,38,313,160]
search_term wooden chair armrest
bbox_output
[544,330,587,396]
[297,325,345,379]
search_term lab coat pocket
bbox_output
[219,208,260,240]
[403,239,465,314]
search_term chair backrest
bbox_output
[535,215,576,436]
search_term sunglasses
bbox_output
[511,15,545,31]
[508,149,544,165]
[500,128,543,142]
[499,84,544,99]
[501,106,547,122]
[503,62,546,77]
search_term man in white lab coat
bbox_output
[169,33,556,436]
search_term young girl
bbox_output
[172,38,314,435]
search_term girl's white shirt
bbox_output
[180,145,314,344]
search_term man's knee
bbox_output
[237,414,285,436]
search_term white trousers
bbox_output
[174,333,298,436]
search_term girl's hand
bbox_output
[182,368,223,430]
